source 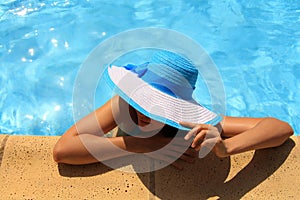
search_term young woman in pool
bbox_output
[53,50,294,169]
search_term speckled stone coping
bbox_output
[0,135,299,199]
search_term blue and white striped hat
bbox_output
[105,50,221,130]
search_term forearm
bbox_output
[220,117,294,156]
[53,134,146,165]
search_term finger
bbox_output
[191,130,207,148]
[180,122,211,130]
[179,121,198,128]
[201,137,219,149]
[183,124,211,140]
[205,126,220,139]
[196,138,218,155]
[184,125,199,140]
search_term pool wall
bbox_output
[0,134,299,199]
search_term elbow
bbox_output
[53,142,67,163]
[269,118,294,145]
[53,145,62,163]
[278,119,294,138]
[286,123,294,137]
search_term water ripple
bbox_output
[0,0,299,135]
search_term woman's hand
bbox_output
[180,122,229,158]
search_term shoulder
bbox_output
[111,96,139,132]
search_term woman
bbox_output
[53,50,293,169]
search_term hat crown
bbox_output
[122,50,199,100]
[150,50,198,88]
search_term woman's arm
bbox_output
[215,116,294,157]
[53,130,152,165]
[53,96,146,164]
[53,96,184,165]
[180,116,294,158]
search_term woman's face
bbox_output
[136,110,164,131]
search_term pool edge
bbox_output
[0,135,299,199]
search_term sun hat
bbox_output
[104,50,222,130]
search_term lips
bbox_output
[139,119,151,124]
[136,111,152,125]
[138,117,152,126]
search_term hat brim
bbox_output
[104,65,222,130]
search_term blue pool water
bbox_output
[0,0,299,136]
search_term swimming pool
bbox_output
[0,0,299,135]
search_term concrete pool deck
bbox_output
[0,135,299,199]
